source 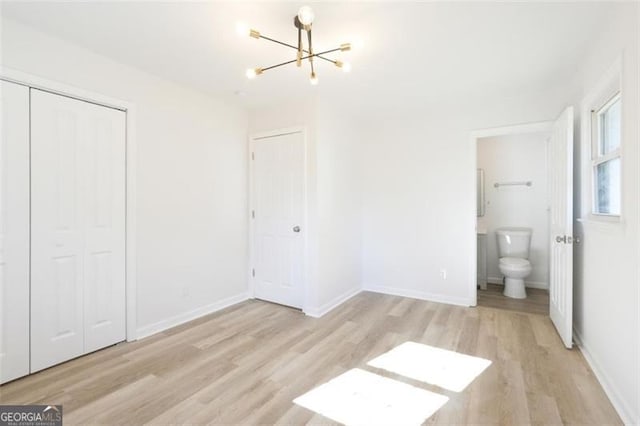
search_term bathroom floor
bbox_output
[478,283,549,315]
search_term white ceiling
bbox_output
[1,1,621,114]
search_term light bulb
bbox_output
[246,68,263,79]
[352,37,364,50]
[342,62,352,73]
[236,22,250,37]
[310,72,319,85]
[298,6,314,26]
[236,22,260,39]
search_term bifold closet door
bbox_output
[31,89,126,372]
[0,81,30,384]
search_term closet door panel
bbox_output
[31,89,85,372]
[0,81,30,384]
[83,104,126,354]
[31,89,126,371]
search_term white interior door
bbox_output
[548,106,574,348]
[252,132,304,309]
[31,89,126,372]
[0,81,31,383]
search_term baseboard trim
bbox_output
[304,287,362,318]
[364,285,473,307]
[136,292,250,339]
[524,281,549,290]
[487,276,549,290]
[573,327,637,425]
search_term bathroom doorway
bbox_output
[472,122,552,315]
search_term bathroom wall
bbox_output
[477,132,550,288]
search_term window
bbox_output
[591,93,621,216]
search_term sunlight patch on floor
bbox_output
[368,341,492,392]
[293,368,449,426]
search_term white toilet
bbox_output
[496,227,532,299]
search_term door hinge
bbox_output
[251,210,255,219]
[251,152,255,160]
[252,268,255,277]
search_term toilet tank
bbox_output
[496,227,532,259]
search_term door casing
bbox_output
[249,127,309,313]
[469,121,554,307]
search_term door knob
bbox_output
[556,235,573,244]
[293,226,301,233]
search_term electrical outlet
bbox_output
[439,269,447,280]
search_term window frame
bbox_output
[590,92,622,218]
[580,58,623,226]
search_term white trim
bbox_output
[579,57,623,225]
[470,121,553,140]
[248,126,309,312]
[0,67,139,341]
[576,217,627,234]
[573,328,637,425]
[364,285,474,307]
[136,292,250,340]
[486,277,548,290]
[522,281,548,290]
[251,126,307,140]
[125,106,138,341]
[468,120,553,309]
[0,67,129,111]
[304,287,362,318]
[468,132,478,307]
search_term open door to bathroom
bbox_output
[548,106,574,349]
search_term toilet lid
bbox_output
[499,257,530,267]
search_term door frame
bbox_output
[248,126,309,313]
[468,121,553,306]
[0,66,138,341]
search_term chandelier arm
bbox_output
[314,47,342,56]
[259,35,298,50]
[260,49,342,73]
[315,55,337,64]
[297,28,303,67]
[262,58,299,72]
[256,34,343,65]
[307,28,315,75]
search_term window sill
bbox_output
[576,217,625,233]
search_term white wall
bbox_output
[248,97,362,315]
[571,3,639,424]
[477,133,549,288]
[314,99,363,311]
[1,19,250,336]
[360,82,571,306]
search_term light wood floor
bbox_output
[478,283,550,315]
[0,292,620,425]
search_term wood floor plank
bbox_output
[478,283,550,315]
[0,292,622,425]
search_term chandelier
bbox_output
[237,6,352,85]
